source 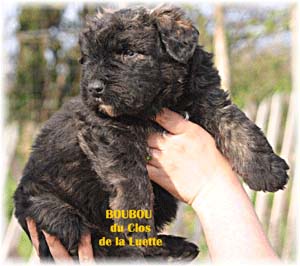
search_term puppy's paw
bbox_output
[241,152,289,192]
[107,245,146,259]
[42,214,88,252]
[147,234,199,261]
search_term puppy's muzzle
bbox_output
[88,80,105,97]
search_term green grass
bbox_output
[4,171,17,221]
[17,231,33,260]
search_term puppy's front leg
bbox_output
[78,131,155,240]
[192,88,289,192]
[108,167,156,240]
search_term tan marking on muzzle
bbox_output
[99,104,115,117]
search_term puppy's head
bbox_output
[79,6,199,118]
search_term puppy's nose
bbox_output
[88,80,105,95]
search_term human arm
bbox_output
[147,108,279,262]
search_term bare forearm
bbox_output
[192,170,279,262]
[147,109,280,262]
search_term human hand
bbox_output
[147,109,280,262]
[26,218,94,263]
[147,108,235,205]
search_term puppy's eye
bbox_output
[79,54,92,64]
[124,50,135,57]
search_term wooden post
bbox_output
[255,94,282,230]
[268,92,295,254]
[214,4,231,92]
[282,3,300,261]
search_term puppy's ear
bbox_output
[78,30,89,61]
[151,5,199,64]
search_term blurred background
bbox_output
[1,0,298,263]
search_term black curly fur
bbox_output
[14,5,288,262]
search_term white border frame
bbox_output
[0,1,299,265]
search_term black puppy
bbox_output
[14,6,288,261]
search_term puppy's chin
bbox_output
[98,104,117,117]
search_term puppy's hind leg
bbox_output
[26,194,90,258]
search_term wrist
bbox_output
[190,149,237,203]
[190,169,279,262]
[191,165,241,214]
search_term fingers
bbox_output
[146,164,167,184]
[155,108,188,135]
[147,133,167,150]
[26,218,40,256]
[146,164,181,201]
[42,231,72,262]
[78,233,94,263]
[147,148,162,168]
[27,218,94,263]
[27,218,71,261]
